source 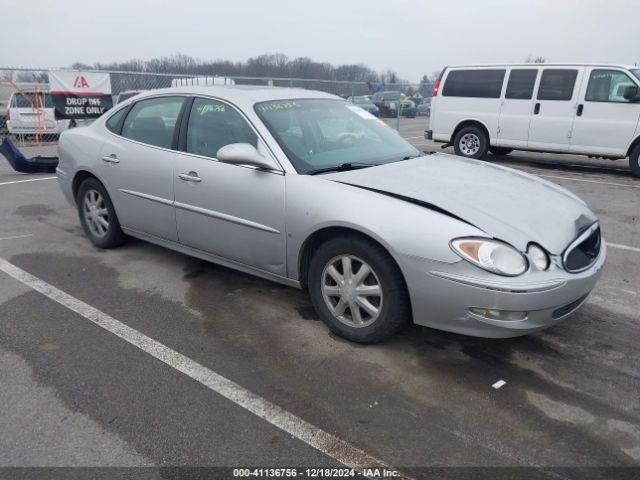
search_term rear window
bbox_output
[537,69,578,101]
[505,69,538,99]
[11,92,53,108]
[442,69,506,98]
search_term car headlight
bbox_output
[450,238,528,276]
[528,244,550,271]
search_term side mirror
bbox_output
[622,85,640,102]
[216,143,277,170]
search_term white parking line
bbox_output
[0,234,33,241]
[0,258,402,476]
[608,242,640,254]
[535,174,640,190]
[0,176,57,186]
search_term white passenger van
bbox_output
[7,90,72,136]
[426,64,640,177]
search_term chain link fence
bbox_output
[0,67,432,148]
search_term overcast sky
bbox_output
[3,0,638,81]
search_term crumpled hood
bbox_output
[323,153,597,254]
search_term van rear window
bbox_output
[442,69,505,98]
[11,92,53,108]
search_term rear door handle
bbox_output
[576,104,584,116]
[178,171,202,183]
[534,103,541,115]
[101,154,120,164]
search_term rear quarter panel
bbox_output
[57,126,106,203]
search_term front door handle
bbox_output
[178,171,202,183]
[101,154,120,164]
[533,103,541,115]
[576,104,584,116]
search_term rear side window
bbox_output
[505,69,538,99]
[537,70,578,101]
[585,69,637,103]
[186,97,257,159]
[442,69,506,98]
[106,107,128,134]
[121,96,184,149]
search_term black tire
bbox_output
[453,125,489,159]
[308,235,411,344]
[76,177,126,249]
[630,143,640,178]
[489,147,513,156]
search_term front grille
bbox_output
[563,224,601,273]
[552,293,590,319]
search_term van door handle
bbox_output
[534,103,540,115]
[576,104,584,116]
[178,171,202,183]
[101,154,119,164]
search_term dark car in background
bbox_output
[115,90,146,104]
[371,91,416,118]
[417,98,431,117]
[347,95,379,116]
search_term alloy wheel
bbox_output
[321,255,383,328]
[83,189,109,238]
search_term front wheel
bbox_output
[630,143,640,178]
[77,177,126,248]
[308,235,411,344]
[453,125,489,159]
[489,147,513,156]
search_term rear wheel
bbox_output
[630,143,640,178]
[308,235,411,344]
[453,125,489,159]
[77,177,126,249]
[489,147,513,156]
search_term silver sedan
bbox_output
[57,86,605,343]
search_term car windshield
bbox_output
[255,99,420,174]
[382,92,401,101]
[631,69,640,82]
[352,96,372,104]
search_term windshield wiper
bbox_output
[307,162,376,175]
[401,153,426,160]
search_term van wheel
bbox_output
[453,126,489,159]
[308,235,411,344]
[489,147,513,156]
[630,143,640,178]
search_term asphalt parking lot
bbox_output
[0,118,639,478]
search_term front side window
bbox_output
[585,69,637,103]
[442,69,506,98]
[255,99,420,174]
[186,98,257,159]
[505,69,538,99]
[121,96,184,149]
[537,69,578,101]
[632,69,640,82]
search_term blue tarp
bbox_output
[0,137,58,173]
